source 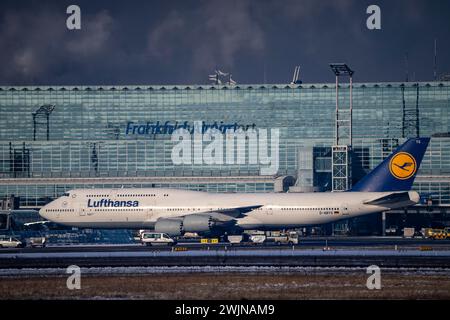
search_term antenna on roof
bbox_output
[291,66,302,84]
[263,61,267,84]
[434,38,438,81]
[404,52,409,82]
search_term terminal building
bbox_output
[0,79,449,237]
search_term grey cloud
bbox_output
[66,10,115,57]
[0,6,115,84]
[147,11,185,59]
[199,0,265,65]
[0,9,65,81]
[0,0,448,85]
[279,0,356,21]
[146,0,265,75]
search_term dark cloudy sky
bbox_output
[1,0,449,85]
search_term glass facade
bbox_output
[0,82,449,207]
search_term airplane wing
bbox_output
[209,205,263,218]
[24,220,51,226]
[165,205,263,223]
[152,205,263,233]
[193,205,263,222]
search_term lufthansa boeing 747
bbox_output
[39,138,430,236]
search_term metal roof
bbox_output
[0,81,448,92]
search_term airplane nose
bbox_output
[39,205,50,220]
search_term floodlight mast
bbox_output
[329,63,354,192]
[32,104,55,141]
[329,63,354,146]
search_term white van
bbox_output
[227,235,244,244]
[0,236,24,248]
[141,232,176,246]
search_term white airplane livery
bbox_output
[39,138,430,236]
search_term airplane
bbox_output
[39,137,430,236]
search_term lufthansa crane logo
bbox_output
[389,152,417,180]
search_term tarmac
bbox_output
[1,237,450,269]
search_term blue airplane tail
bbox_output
[351,137,430,192]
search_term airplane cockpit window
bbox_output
[63,193,70,197]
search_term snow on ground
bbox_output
[1,265,450,277]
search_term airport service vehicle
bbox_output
[227,235,244,244]
[182,232,200,239]
[423,228,449,240]
[134,229,153,242]
[249,234,266,244]
[402,228,415,238]
[386,226,398,235]
[140,232,176,246]
[39,138,430,237]
[178,232,201,242]
[28,237,47,248]
[228,231,298,245]
[264,231,299,245]
[0,236,24,248]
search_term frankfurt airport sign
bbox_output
[125,121,256,135]
[125,121,279,175]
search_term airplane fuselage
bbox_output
[39,188,419,230]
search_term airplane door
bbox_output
[145,193,156,225]
[147,208,153,220]
[341,203,350,216]
[72,193,86,216]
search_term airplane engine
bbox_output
[154,218,184,236]
[183,215,215,232]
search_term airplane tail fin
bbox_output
[351,137,430,192]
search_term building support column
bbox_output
[382,211,386,236]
